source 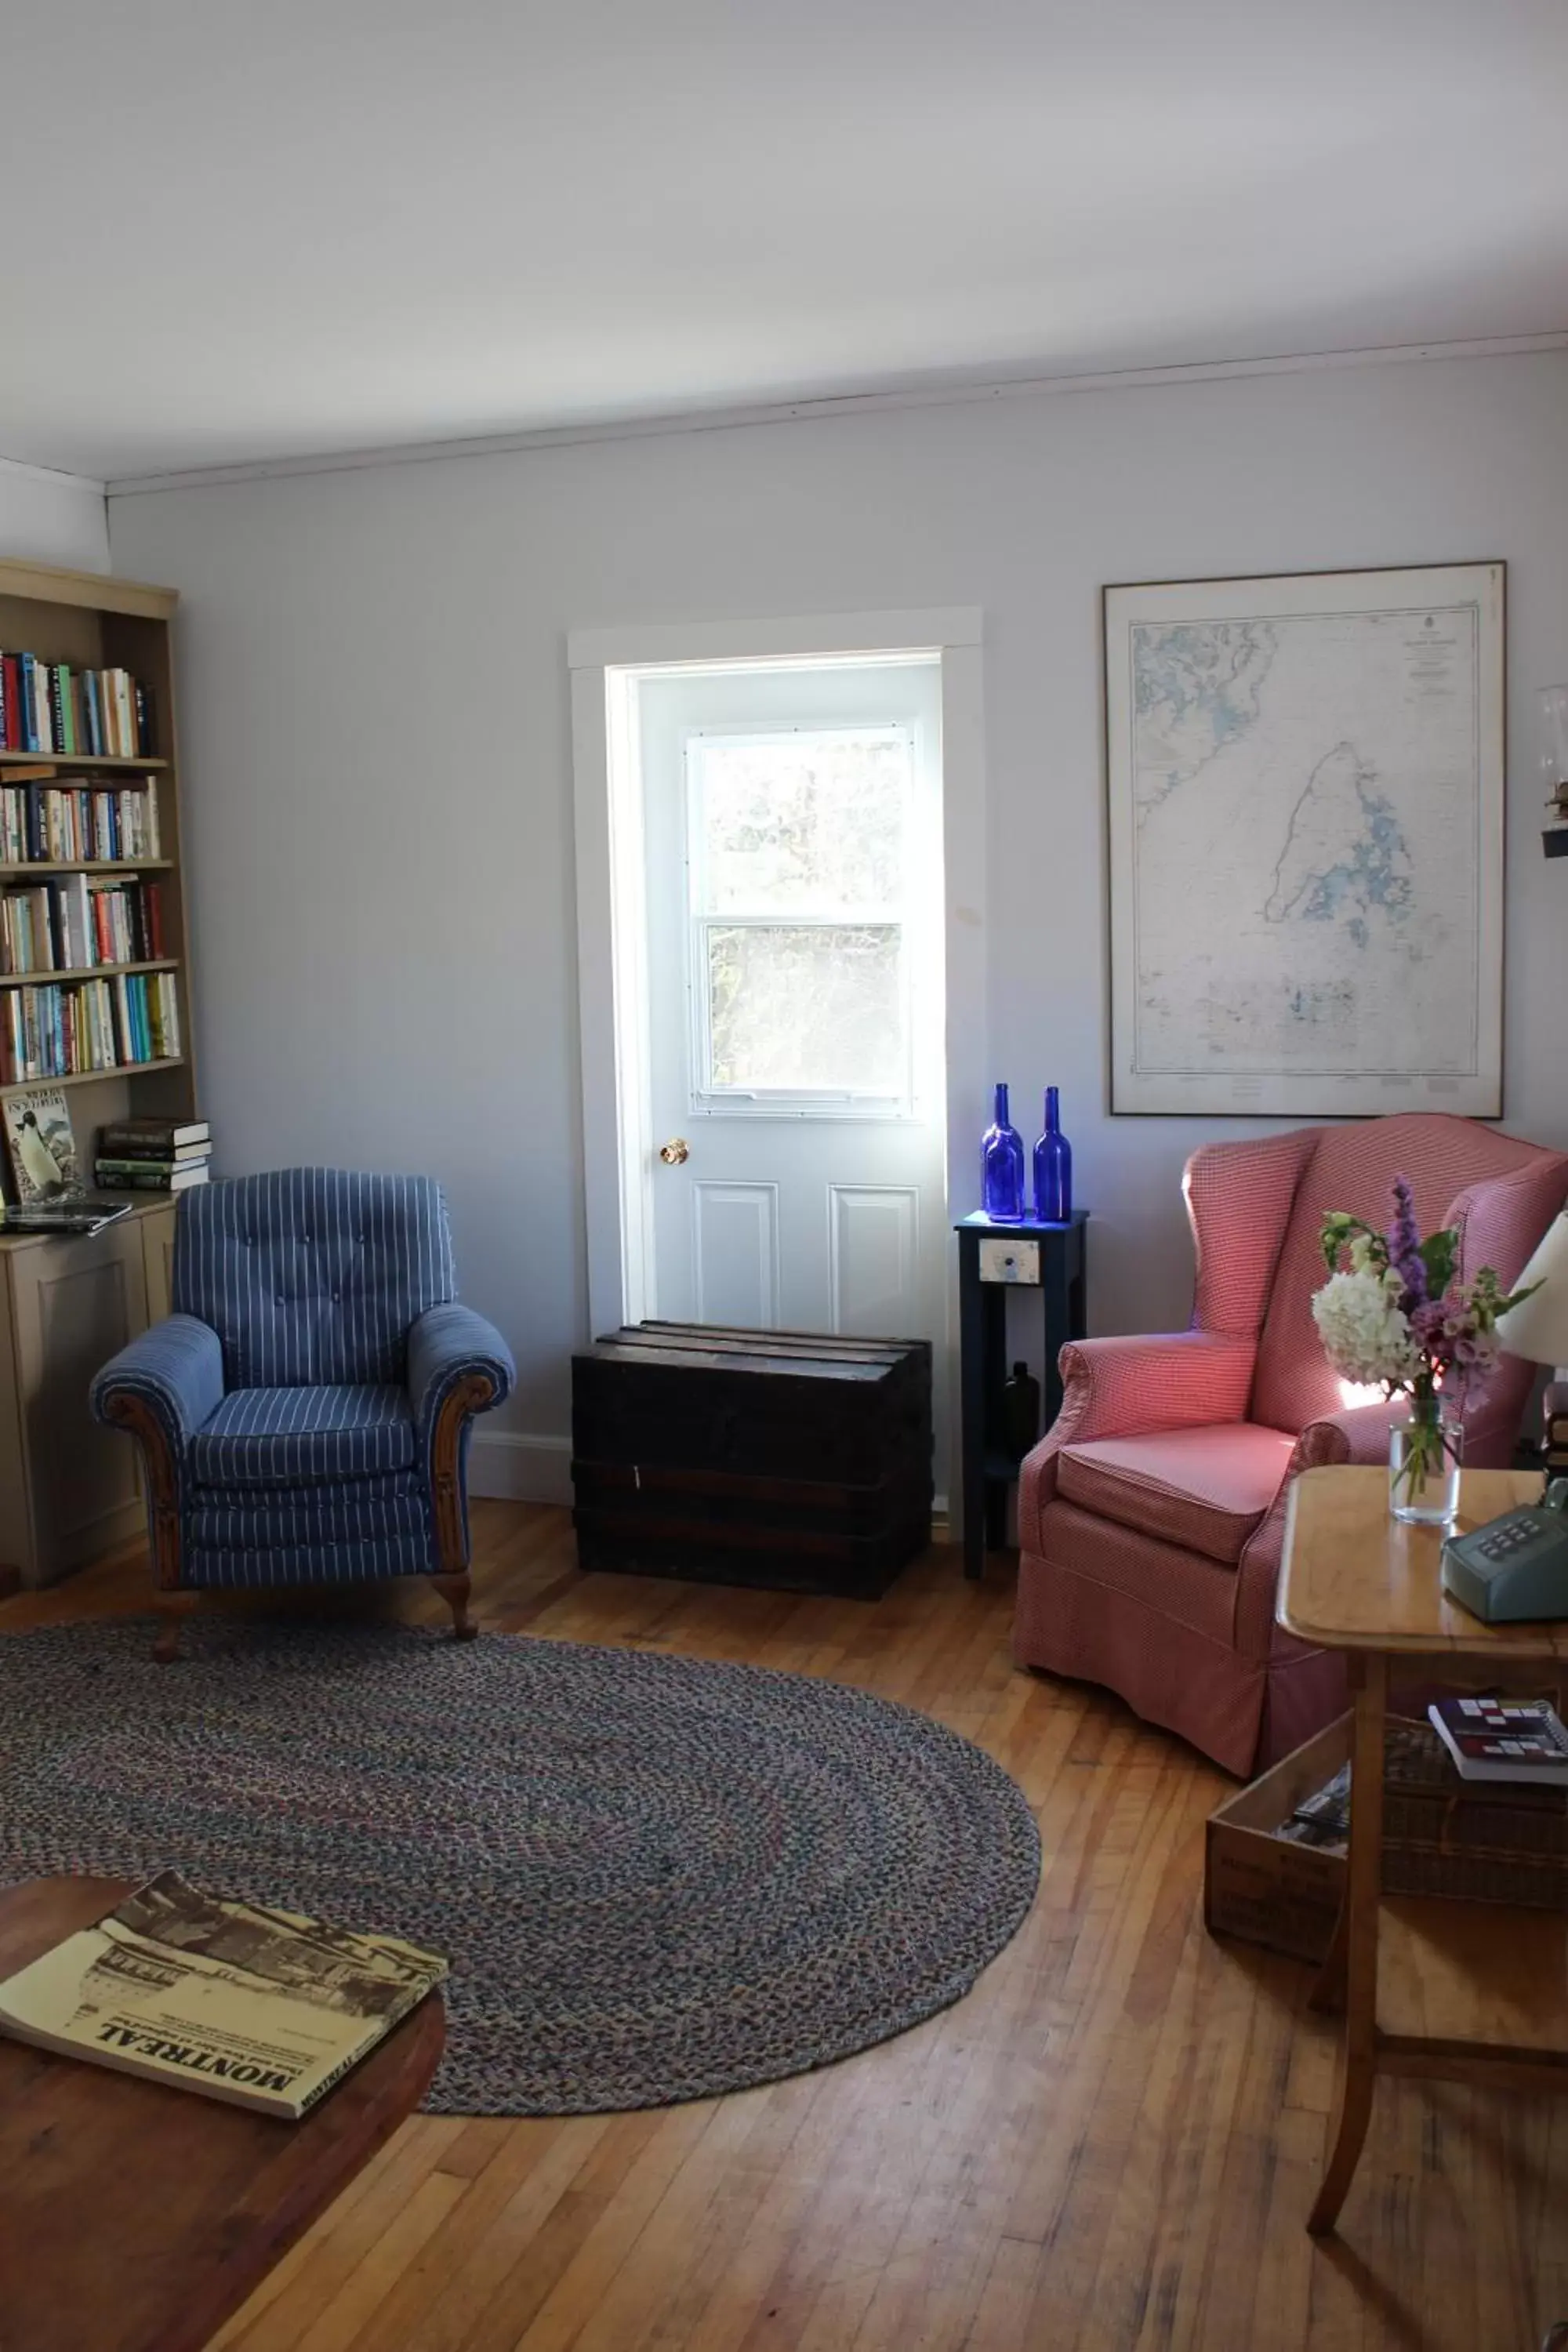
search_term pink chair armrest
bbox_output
[1233,1403,1392,1656]
[1019,1330,1258,1525]
[1285,1400,1395,1474]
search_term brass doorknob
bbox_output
[658,1138,690,1166]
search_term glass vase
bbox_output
[1389,1400,1462,1526]
[981,1083,1025,1222]
[1032,1086,1073,1224]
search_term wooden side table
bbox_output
[1278,1466,1568,2235]
[954,1210,1088,1580]
[0,1875,445,2352]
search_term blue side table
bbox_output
[955,1210,1089,1581]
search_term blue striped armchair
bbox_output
[91,1168,515,1659]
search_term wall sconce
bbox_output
[1542,685,1568,859]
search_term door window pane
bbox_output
[706,924,904,1093]
[694,731,909,915]
[688,724,916,1106]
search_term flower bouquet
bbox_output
[1311,1176,1540,1523]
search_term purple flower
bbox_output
[1387,1174,1428,1311]
[1409,1298,1448,1351]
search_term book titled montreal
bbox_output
[0,1870,445,2118]
[1428,1697,1568,1787]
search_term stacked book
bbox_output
[96,1115,210,1192]
[0,777,162,864]
[0,875,165,974]
[0,971,182,1083]
[1550,1382,1568,1475]
[0,656,153,758]
[1428,1696,1568,1784]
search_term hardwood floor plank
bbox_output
[5,1509,1566,2350]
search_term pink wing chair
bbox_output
[1013,1113,1568,1777]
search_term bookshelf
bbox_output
[0,556,197,1589]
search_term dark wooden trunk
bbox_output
[571,1322,933,1598]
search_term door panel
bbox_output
[828,1184,920,1337]
[692,1181,780,1328]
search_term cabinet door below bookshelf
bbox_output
[0,1218,151,1586]
[140,1201,177,1326]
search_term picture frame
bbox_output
[1103,561,1505,1117]
[3,1085,81,1202]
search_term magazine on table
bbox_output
[0,1871,446,2118]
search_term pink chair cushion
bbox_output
[1056,1422,1298,1566]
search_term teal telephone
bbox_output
[1441,1478,1568,1622]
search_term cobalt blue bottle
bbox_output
[981,1083,1026,1221]
[1033,1086,1073,1223]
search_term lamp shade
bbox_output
[1495,1212,1568,1367]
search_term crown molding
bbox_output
[0,453,107,497]
[101,328,1568,499]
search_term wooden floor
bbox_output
[5,1504,1567,2352]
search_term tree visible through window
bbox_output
[687,727,914,1105]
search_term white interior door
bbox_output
[636,655,948,1452]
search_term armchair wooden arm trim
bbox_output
[102,1392,183,1594]
[100,1392,191,1664]
[429,1370,499,1639]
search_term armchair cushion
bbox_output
[89,1313,225,1466]
[1058,1422,1297,1566]
[188,1383,415,1488]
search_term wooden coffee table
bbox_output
[0,1875,445,2352]
[1278,1465,1568,2235]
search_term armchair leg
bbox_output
[152,1601,186,1664]
[431,1572,477,1639]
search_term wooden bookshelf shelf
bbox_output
[0,1057,185,1100]
[0,753,169,771]
[0,861,173,877]
[0,960,179,989]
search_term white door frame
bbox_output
[568,608,986,1522]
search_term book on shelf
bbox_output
[0,1870,445,2119]
[95,1116,211,1192]
[2,1085,79,1201]
[1427,1697,1568,1785]
[0,652,153,758]
[0,778,161,866]
[98,1115,209,1154]
[0,969,181,1083]
[94,1160,209,1192]
[0,874,166,975]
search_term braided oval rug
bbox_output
[0,1617,1040,2115]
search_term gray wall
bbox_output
[0,465,109,572]
[105,351,1568,1488]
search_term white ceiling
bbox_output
[7,0,1567,484]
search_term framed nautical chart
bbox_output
[1105,561,1504,1116]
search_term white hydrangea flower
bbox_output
[1311,1265,1417,1387]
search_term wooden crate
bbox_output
[571,1322,934,1599]
[1204,1715,1349,1965]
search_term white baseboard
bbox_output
[470,1430,572,1506]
